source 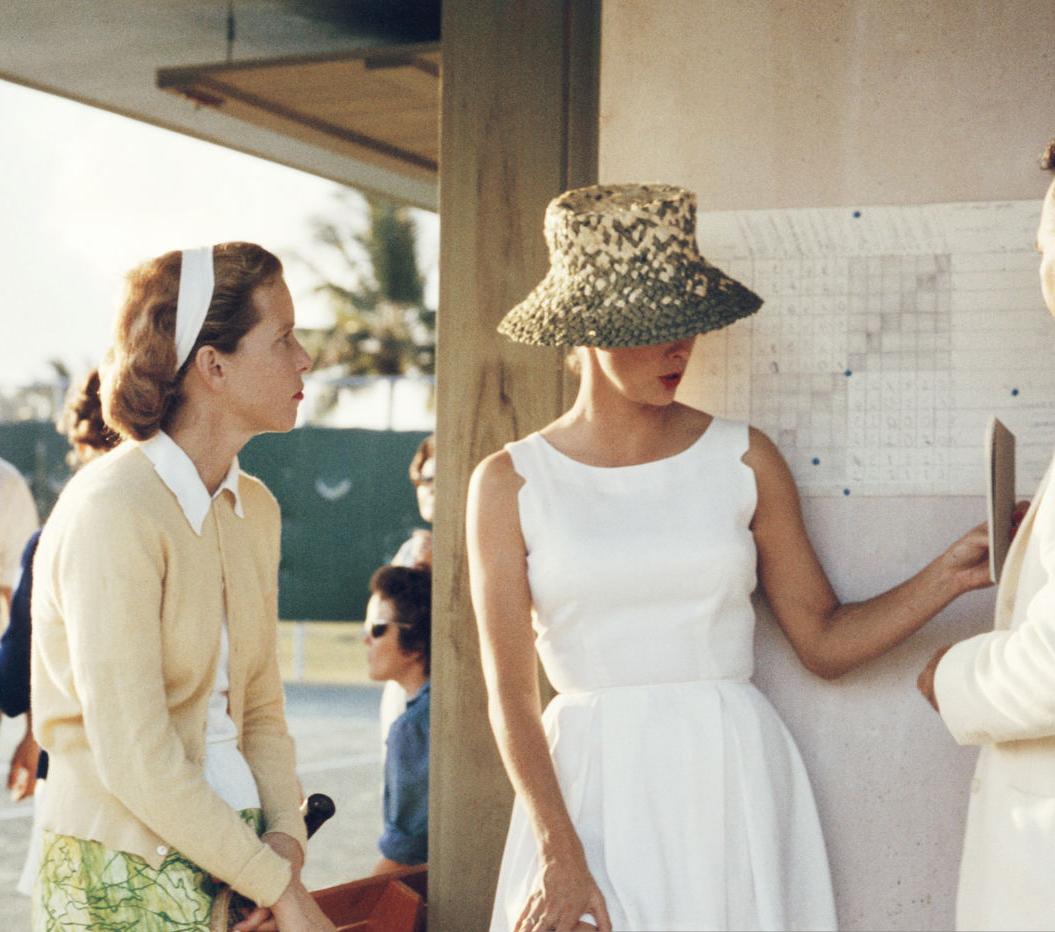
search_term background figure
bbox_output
[392,433,435,569]
[0,456,38,628]
[31,244,333,931]
[0,369,120,895]
[379,433,435,756]
[918,141,1055,931]
[364,564,431,872]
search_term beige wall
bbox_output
[601,0,1053,209]
[600,2,1054,929]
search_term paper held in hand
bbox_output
[986,416,1016,584]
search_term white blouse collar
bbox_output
[139,431,244,536]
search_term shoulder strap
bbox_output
[503,433,547,483]
[699,416,750,461]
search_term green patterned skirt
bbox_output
[34,809,264,932]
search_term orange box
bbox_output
[312,865,427,932]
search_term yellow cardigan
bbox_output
[31,442,307,907]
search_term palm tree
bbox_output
[298,190,435,378]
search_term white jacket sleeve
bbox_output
[934,533,1055,746]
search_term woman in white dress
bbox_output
[467,184,992,932]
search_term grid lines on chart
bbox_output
[687,201,1054,497]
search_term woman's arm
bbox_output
[467,452,612,932]
[927,495,1055,743]
[40,495,295,908]
[8,711,39,801]
[5,534,42,800]
[746,428,990,680]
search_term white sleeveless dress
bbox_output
[489,417,837,932]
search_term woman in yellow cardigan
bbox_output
[30,244,335,931]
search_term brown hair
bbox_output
[369,564,431,675]
[101,243,282,440]
[1043,140,1055,173]
[408,434,436,484]
[58,369,121,466]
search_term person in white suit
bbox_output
[918,139,1055,932]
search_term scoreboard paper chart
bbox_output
[690,200,1055,497]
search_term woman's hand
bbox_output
[235,879,336,932]
[231,833,321,931]
[938,521,992,594]
[268,880,337,932]
[231,903,277,931]
[514,852,612,932]
[7,724,40,802]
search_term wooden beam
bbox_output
[157,46,440,182]
[430,2,600,930]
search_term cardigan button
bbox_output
[156,845,169,856]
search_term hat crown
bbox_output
[497,181,762,348]
[544,184,698,273]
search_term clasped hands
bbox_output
[231,832,336,932]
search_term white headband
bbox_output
[174,247,215,370]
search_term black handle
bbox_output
[302,792,336,839]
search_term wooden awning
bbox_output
[157,43,439,183]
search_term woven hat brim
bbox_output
[498,260,762,348]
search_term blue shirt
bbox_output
[379,680,429,865]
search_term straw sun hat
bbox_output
[498,183,762,348]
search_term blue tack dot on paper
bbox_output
[852,210,862,219]
[1012,388,1020,397]
[844,369,853,377]
[843,488,851,496]
[812,457,821,466]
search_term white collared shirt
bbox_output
[140,431,261,811]
[139,431,244,536]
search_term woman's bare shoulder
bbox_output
[469,448,525,504]
[742,426,799,505]
[467,449,528,550]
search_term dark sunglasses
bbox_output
[366,621,393,639]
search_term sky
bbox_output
[0,79,438,387]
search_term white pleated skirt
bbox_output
[489,679,836,932]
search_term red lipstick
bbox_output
[659,372,682,390]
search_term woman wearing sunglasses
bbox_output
[30,244,334,932]
[468,184,991,932]
[363,564,432,873]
